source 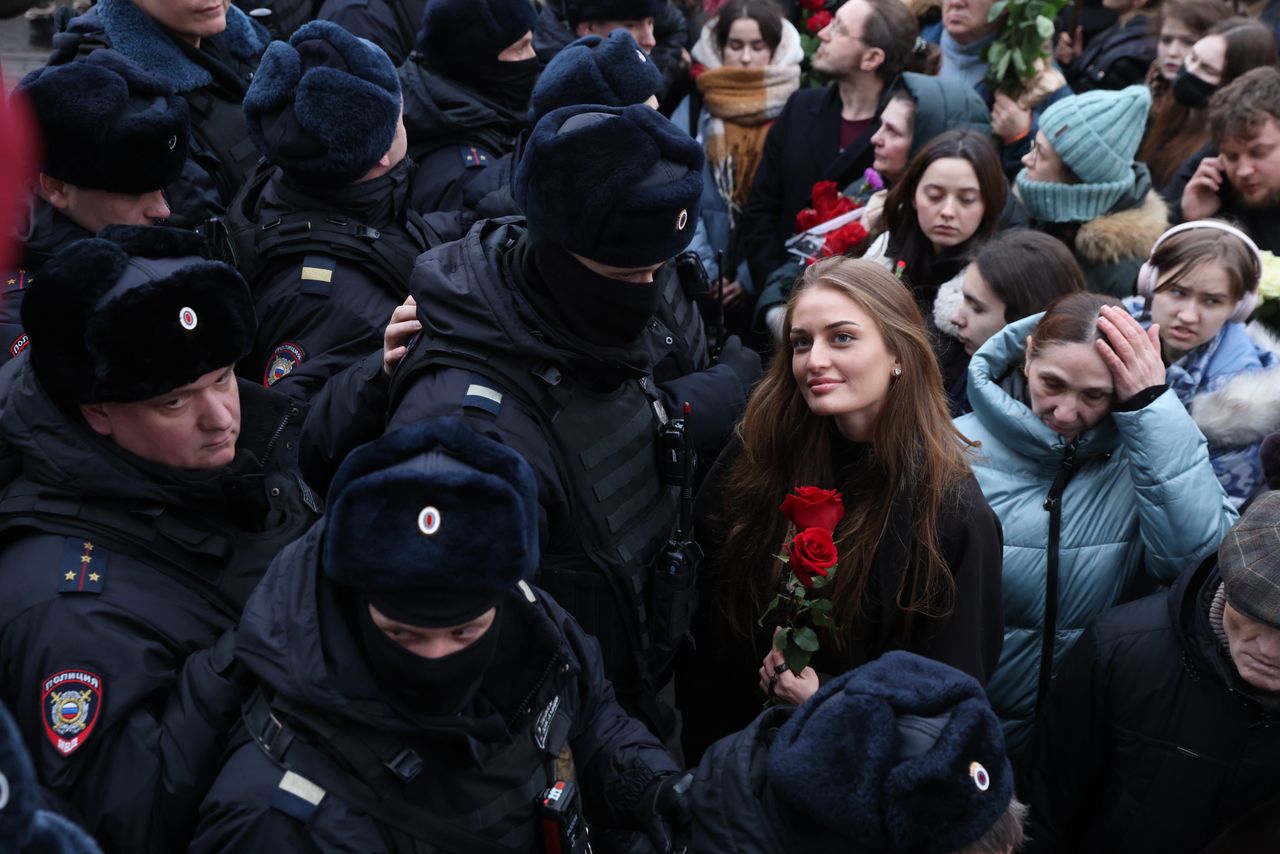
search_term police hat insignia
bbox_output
[264,342,306,387]
[179,306,198,330]
[418,506,441,536]
[41,669,104,757]
[676,209,688,231]
[969,761,990,791]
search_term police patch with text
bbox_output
[41,669,104,757]
[264,342,306,387]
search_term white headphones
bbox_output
[1136,220,1264,324]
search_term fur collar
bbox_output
[1190,322,1280,446]
[1074,190,1169,265]
[96,0,267,94]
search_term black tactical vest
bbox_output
[647,256,712,384]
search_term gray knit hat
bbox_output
[1219,490,1280,630]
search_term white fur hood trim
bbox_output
[1190,322,1280,446]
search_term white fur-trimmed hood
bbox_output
[1190,322,1280,446]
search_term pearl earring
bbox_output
[892,367,902,377]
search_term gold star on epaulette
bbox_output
[88,573,100,583]
[63,570,76,581]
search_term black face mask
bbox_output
[528,230,663,346]
[1173,66,1218,108]
[356,599,503,719]
[469,57,542,116]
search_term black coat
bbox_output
[676,439,1004,764]
[0,358,319,854]
[236,162,423,401]
[1025,557,1280,853]
[316,0,426,65]
[1064,15,1156,94]
[738,85,885,289]
[190,523,678,853]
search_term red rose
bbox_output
[795,207,822,232]
[810,180,839,212]
[821,221,869,257]
[788,527,838,589]
[806,9,832,33]
[779,486,845,533]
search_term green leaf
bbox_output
[794,626,820,652]
[994,52,1011,81]
[987,0,1008,21]
[808,598,834,613]
[987,42,1007,66]
[1035,15,1054,39]
[783,641,813,676]
[1012,49,1027,75]
[774,627,792,653]
[811,609,837,629]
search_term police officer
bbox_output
[0,226,319,852]
[378,104,711,737]
[231,20,442,400]
[191,418,692,852]
[317,0,426,65]
[402,0,541,214]
[48,0,270,227]
[232,0,317,40]
[4,50,187,365]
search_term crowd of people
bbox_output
[0,0,1278,851]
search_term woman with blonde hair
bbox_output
[677,256,1004,763]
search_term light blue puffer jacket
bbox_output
[953,313,1237,753]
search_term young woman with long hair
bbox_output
[677,256,1003,764]
[955,291,1237,758]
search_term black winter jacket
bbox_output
[677,438,1004,764]
[399,58,527,215]
[317,0,426,65]
[1026,557,1280,853]
[50,1,267,227]
[1064,15,1156,94]
[190,522,678,852]
[0,358,319,854]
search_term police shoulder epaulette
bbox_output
[459,145,490,169]
[462,373,504,416]
[271,770,326,823]
[56,538,108,595]
[299,255,336,296]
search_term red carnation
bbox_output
[779,486,845,533]
[788,528,838,589]
[821,221,869,257]
[806,9,832,32]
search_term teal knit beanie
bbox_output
[1038,85,1151,185]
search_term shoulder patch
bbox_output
[264,342,306,387]
[460,145,490,168]
[271,770,326,823]
[41,669,104,757]
[299,255,335,296]
[462,373,503,416]
[9,331,28,359]
[5,270,27,290]
[57,539,107,595]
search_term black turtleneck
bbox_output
[271,157,415,227]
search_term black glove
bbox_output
[717,335,762,386]
[638,771,693,854]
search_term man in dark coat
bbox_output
[231,20,443,401]
[534,0,690,105]
[48,0,269,227]
[1179,67,1280,253]
[3,50,187,366]
[402,0,541,215]
[1026,491,1280,853]
[317,0,426,65]
[0,226,319,853]
[737,0,919,289]
[690,652,1025,854]
[190,418,691,853]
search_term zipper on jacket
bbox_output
[1038,441,1079,713]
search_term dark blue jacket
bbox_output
[317,0,426,66]
[190,522,678,852]
[0,357,318,854]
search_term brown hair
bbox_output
[713,0,785,58]
[1139,0,1233,185]
[1149,226,1259,301]
[1210,65,1280,144]
[1026,291,1125,362]
[861,0,921,81]
[717,257,974,645]
[1211,18,1278,87]
[957,796,1029,854]
[882,129,1006,290]
[971,230,1087,322]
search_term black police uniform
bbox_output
[226,161,439,400]
[399,57,527,215]
[0,357,319,853]
[190,523,680,852]
[49,2,268,227]
[0,198,92,367]
[381,220,690,735]
[232,0,319,40]
[317,0,427,65]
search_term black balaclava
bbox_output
[1173,67,1217,108]
[467,58,542,115]
[525,227,663,346]
[356,596,504,720]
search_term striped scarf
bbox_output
[697,64,799,212]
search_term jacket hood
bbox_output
[1190,323,1280,447]
[399,59,524,145]
[0,355,275,511]
[690,706,798,853]
[966,313,1120,462]
[691,16,804,69]
[1075,185,1169,266]
[900,72,993,159]
[409,218,653,371]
